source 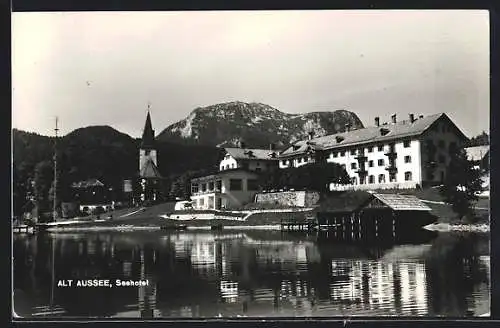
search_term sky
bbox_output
[12,10,489,138]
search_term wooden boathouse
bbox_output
[314,191,436,239]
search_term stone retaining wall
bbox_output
[255,191,320,207]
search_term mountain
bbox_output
[156,101,364,148]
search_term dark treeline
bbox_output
[12,127,221,216]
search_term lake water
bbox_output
[13,230,490,318]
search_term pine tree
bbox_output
[440,147,484,222]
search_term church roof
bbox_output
[141,111,155,149]
[140,158,162,179]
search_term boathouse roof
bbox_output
[371,193,431,211]
[316,191,431,213]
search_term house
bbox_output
[279,113,469,190]
[71,178,113,214]
[219,143,279,172]
[315,191,435,236]
[465,145,489,172]
[138,109,163,203]
[190,169,260,210]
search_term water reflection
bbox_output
[13,230,490,318]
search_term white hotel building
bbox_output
[278,113,468,190]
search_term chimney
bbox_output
[419,115,424,119]
[307,131,314,140]
[375,117,380,127]
[409,113,415,123]
[391,114,397,124]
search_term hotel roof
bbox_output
[279,113,468,158]
[224,147,279,161]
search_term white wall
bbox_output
[191,170,259,210]
[220,154,275,172]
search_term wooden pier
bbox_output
[280,220,317,232]
[13,225,35,234]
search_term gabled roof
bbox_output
[372,193,431,211]
[465,145,489,162]
[71,178,105,188]
[140,158,162,179]
[224,147,279,161]
[140,111,155,149]
[279,113,467,158]
[316,191,374,213]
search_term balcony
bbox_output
[355,154,367,161]
[385,166,398,173]
[384,149,397,159]
[356,168,368,175]
[425,161,437,169]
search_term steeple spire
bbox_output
[141,105,155,149]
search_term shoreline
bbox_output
[423,223,490,233]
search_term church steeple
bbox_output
[141,108,155,149]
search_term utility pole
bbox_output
[53,117,59,222]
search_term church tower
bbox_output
[139,110,157,170]
[138,108,162,203]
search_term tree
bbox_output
[467,131,489,147]
[439,147,483,222]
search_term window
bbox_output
[201,183,207,192]
[350,149,356,155]
[208,196,215,208]
[303,157,308,163]
[378,145,384,151]
[229,179,243,191]
[256,162,260,166]
[389,173,397,182]
[368,147,373,153]
[438,140,445,149]
[144,149,151,156]
[405,171,413,181]
[208,182,214,191]
[404,156,411,163]
[247,179,259,191]
[368,175,375,184]
[191,183,199,194]
[340,151,345,157]
[216,180,222,191]
[378,159,385,166]
[378,174,386,183]
[225,165,230,170]
[351,163,357,169]
[220,165,224,171]
[438,155,446,164]
[255,168,262,172]
[332,152,338,158]
[403,140,411,148]
[199,198,205,206]
[368,160,374,167]
[351,177,357,185]
[281,160,288,166]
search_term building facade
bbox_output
[190,169,260,210]
[279,113,468,190]
[219,146,279,172]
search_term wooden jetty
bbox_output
[13,225,35,234]
[280,219,317,232]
